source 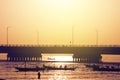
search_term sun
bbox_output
[48,0,72,6]
[44,0,73,10]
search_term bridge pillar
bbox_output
[10,57,12,61]
[30,57,32,61]
[34,57,35,61]
[16,57,18,61]
[36,57,39,61]
[78,58,80,62]
[26,57,28,61]
[77,58,79,62]
[7,57,9,61]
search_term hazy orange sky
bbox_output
[0,0,120,45]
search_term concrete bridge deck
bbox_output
[0,45,120,62]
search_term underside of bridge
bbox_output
[0,46,101,63]
[7,53,101,63]
[1,45,120,63]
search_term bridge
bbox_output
[0,45,120,63]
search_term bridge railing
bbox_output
[0,44,120,47]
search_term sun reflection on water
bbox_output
[48,73,68,80]
[42,53,73,61]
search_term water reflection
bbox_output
[48,73,68,80]
[0,61,120,80]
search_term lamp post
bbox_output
[37,30,39,45]
[96,29,98,46]
[6,26,11,45]
[72,26,74,46]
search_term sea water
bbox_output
[0,61,120,80]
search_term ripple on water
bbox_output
[0,62,120,80]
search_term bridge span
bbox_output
[0,45,120,63]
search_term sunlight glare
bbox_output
[42,53,73,61]
[47,0,73,7]
[54,56,72,61]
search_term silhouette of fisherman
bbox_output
[38,71,41,80]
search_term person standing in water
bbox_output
[38,71,41,80]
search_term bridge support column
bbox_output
[36,57,39,61]
[7,57,10,61]
[78,58,80,62]
[30,57,32,61]
[10,57,12,61]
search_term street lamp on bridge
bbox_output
[96,29,98,46]
[72,26,74,46]
[6,26,11,45]
[37,30,39,45]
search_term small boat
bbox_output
[85,63,120,71]
[90,65,120,71]
[15,66,76,72]
[15,67,44,72]
[0,79,6,80]
[92,66,120,71]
